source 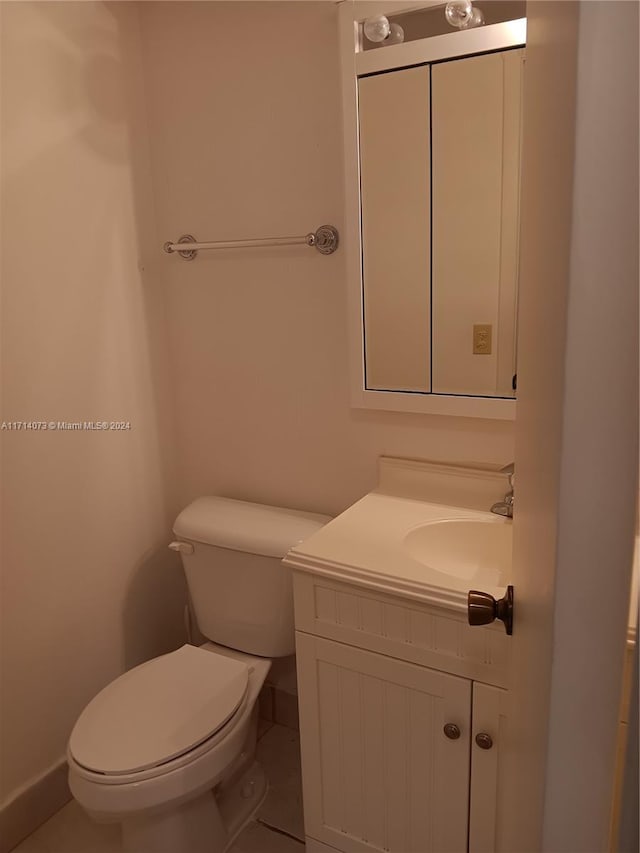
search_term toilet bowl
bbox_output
[67,497,330,853]
[68,642,270,853]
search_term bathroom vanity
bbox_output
[284,458,515,853]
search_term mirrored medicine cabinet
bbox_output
[340,3,527,419]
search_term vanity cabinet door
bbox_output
[468,683,510,853]
[296,633,472,853]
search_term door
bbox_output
[296,632,471,853]
[469,684,509,853]
[501,1,638,850]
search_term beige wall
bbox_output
[139,1,515,520]
[0,2,187,807]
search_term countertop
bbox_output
[284,491,510,613]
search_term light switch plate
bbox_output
[473,324,493,355]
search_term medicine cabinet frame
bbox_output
[339,0,526,420]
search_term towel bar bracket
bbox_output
[164,235,198,261]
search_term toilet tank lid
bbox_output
[173,496,332,558]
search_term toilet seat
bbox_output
[69,645,249,776]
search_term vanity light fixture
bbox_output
[362,14,405,46]
[445,0,485,29]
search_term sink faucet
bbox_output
[491,463,514,518]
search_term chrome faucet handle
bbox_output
[499,462,515,490]
[490,463,515,517]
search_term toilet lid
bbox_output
[69,645,249,775]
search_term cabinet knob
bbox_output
[475,732,494,750]
[443,723,461,740]
[467,585,513,635]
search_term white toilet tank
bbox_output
[172,497,331,657]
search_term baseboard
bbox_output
[0,759,71,853]
[305,836,342,853]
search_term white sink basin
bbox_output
[403,518,512,586]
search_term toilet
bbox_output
[67,496,330,853]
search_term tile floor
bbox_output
[12,724,304,853]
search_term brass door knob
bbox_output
[443,723,461,740]
[475,732,493,750]
[467,585,514,635]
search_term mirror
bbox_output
[357,45,524,400]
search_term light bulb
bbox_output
[386,23,405,45]
[445,0,473,28]
[363,15,390,43]
[460,6,485,28]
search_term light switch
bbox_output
[473,324,492,355]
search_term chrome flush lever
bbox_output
[168,541,194,555]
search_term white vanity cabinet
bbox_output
[293,572,510,853]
